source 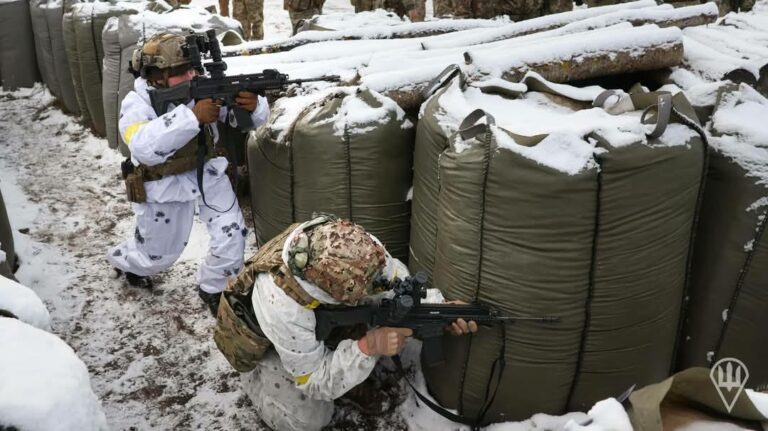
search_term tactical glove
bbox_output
[235,91,259,112]
[358,327,412,357]
[192,98,221,124]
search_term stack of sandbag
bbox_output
[28,0,81,113]
[248,87,414,261]
[102,7,241,154]
[63,0,144,136]
[0,189,16,281]
[0,0,39,90]
[417,70,707,423]
[678,83,768,386]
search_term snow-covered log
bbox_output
[421,1,716,50]
[365,25,684,111]
[682,35,762,84]
[222,18,511,56]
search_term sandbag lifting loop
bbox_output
[422,64,462,99]
[459,109,496,141]
[640,93,673,139]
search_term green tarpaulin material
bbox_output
[0,0,40,91]
[419,70,707,424]
[29,0,62,100]
[248,88,414,261]
[64,9,92,127]
[678,84,768,387]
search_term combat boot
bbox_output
[198,288,221,317]
[111,267,153,289]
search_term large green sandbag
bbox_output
[0,189,16,281]
[424,109,598,421]
[421,79,706,423]
[72,2,141,137]
[248,88,414,261]
[63,10,91,126]
[29,0,61,98]
[567,92,705,411]
[408,67,461,287]
[46,0,80,114]
[0,0,40,90]
[678,84,768,387]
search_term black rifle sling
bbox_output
[196,125,237,214]
[393,322,507,430]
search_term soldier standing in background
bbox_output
[434,0,571,21]
[352,0,426,22]
[236,0,265,40]
[285,0,326,34]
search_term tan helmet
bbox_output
[130,32,190,80]
[286,216,386,305]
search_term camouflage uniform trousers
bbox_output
[233,0,264,40]
[352,0,425,22]
[435,0,568,19]
[284,0,326,34]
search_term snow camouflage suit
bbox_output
[216,217,408,430]
[107,77,269,295]
[284,0,326,34]
[352,0,426,21]
[233,0,264,41]
[433,0,569,20]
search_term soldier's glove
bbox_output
[192,98,221,124]
[358,327,413,357]
[444,300,479,336]
[235,91,259,112]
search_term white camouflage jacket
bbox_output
[118,77,269,203]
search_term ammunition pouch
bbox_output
[214,291,272,372]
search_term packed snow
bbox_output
[0,275,51,330]
[0,318,108,431]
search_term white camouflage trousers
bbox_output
[107,164,246,294]
[241,350,334,431]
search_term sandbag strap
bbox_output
[422,64,462,99]
[459,109,496,141]
[592,89,622,108]
[640,93,673,139]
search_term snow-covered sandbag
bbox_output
[0,318,107,430]
[29,0,61,98]
[0,0,40,90]
[102,8,242,154]
[248,88,414,261]
[64,9,92,126]
[419,72,706,423]
[679,84,768,386]
[69,1,143,137]
[46,0,80,114]
[0,276,50,330]
[0,189,15,281]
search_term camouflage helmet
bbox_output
[284,216,386,305]
[130,32,191,80]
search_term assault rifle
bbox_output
[147,29,340,129]
[314,272,560,367]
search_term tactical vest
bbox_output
[214,223,367,372]
[124,127,219,203]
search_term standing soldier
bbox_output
[284,0,325,35]
[109,32,270,315]
[233,0,264,40]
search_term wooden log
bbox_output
[221,19,508,57]
[421,1,716,50]
[371,25,684,111]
